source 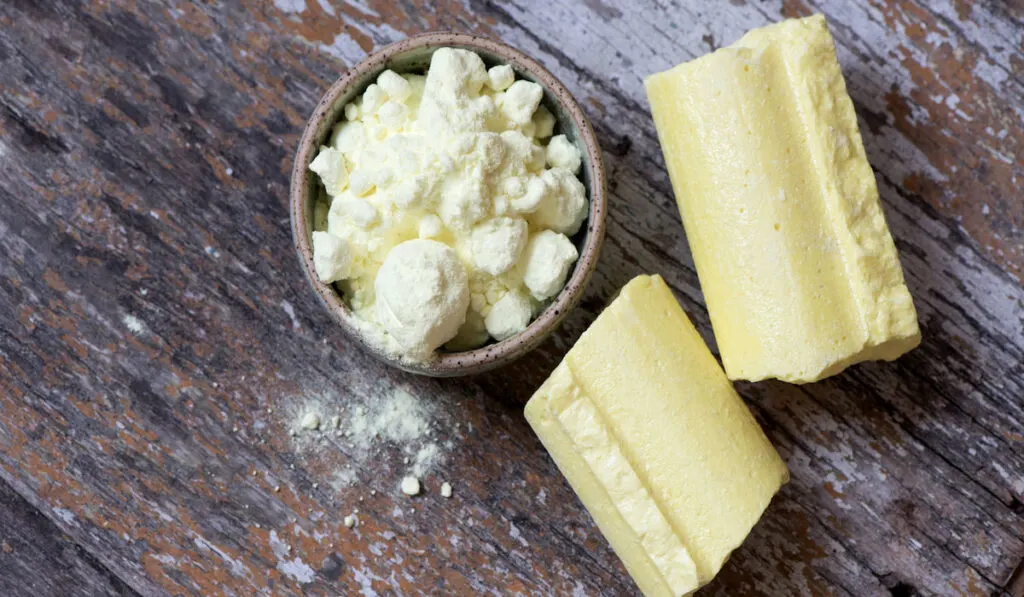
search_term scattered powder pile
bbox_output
[329,468,358,491]
[288,384,449,492]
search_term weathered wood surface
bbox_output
[0,479,139,596]
[0,0,1021,595]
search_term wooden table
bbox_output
[1,1,1021,595]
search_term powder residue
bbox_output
[412,443,441,477]
[289,383,449,490]
[346,387,431,449]
[123,314,147,335]
[329,468,358,491]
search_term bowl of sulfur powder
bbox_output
[291,32,607,376]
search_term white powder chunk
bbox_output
[501,176,525,200]
[530,167,588,236]
[378,101,408,130]
[344,514,356,528]
[471,217,528,275]
[390,176,428,209]
[362,84,386,114]
[417,48,490,134]
[438,174,489,231]
[511,176,547,213]
[444,309,489,351]
[500,131,546,172]
[426,48,488,97]
[487,64,515,91]
[418,214,444,239]
[330,198,377,228]
[450,135,475,156]
[500,80,543,125]
[533,105,556,139]
[308,146,349,196]
[311,231,352,283]
[347,168,377,197]
[521,230,579,300]
[377,69,411,102]
[344,102,360,121]
[468,133,506,173]
[365,122,387,142]
[485,291,533,340]
[546,134,582,174]
[375,240,469,357]
[440,482,453,498]
[330,121,365,158]
[400,476,421,496]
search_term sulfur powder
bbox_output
[309,48,588,362]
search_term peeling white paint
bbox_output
[278,557,316,584]
[508,520,529,548]
[321,32,365,62]
[281,300,301,330]
[315,0,335,16]
[193,535,251,579]
[52,507,78,526]
[352,565,383,596]
[273,0,306,14]
[269,530,315,584]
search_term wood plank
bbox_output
[0,476,141,597]
[0,0,1020,595]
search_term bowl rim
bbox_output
[290,31,607,377]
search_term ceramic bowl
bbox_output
[290,32,607,376]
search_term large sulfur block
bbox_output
[645,15,920,383]
[525,275,788,596]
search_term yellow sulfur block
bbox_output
[525,275,788,596]
[645,15,920,383]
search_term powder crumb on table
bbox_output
[300,412,320,430]
[440,482,453,498]
[344,514,357,529]
[401,476,421,496]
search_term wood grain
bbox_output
[0,0,1020,596]
[0,477,140,597]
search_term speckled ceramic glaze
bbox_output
[291,32,607,377]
